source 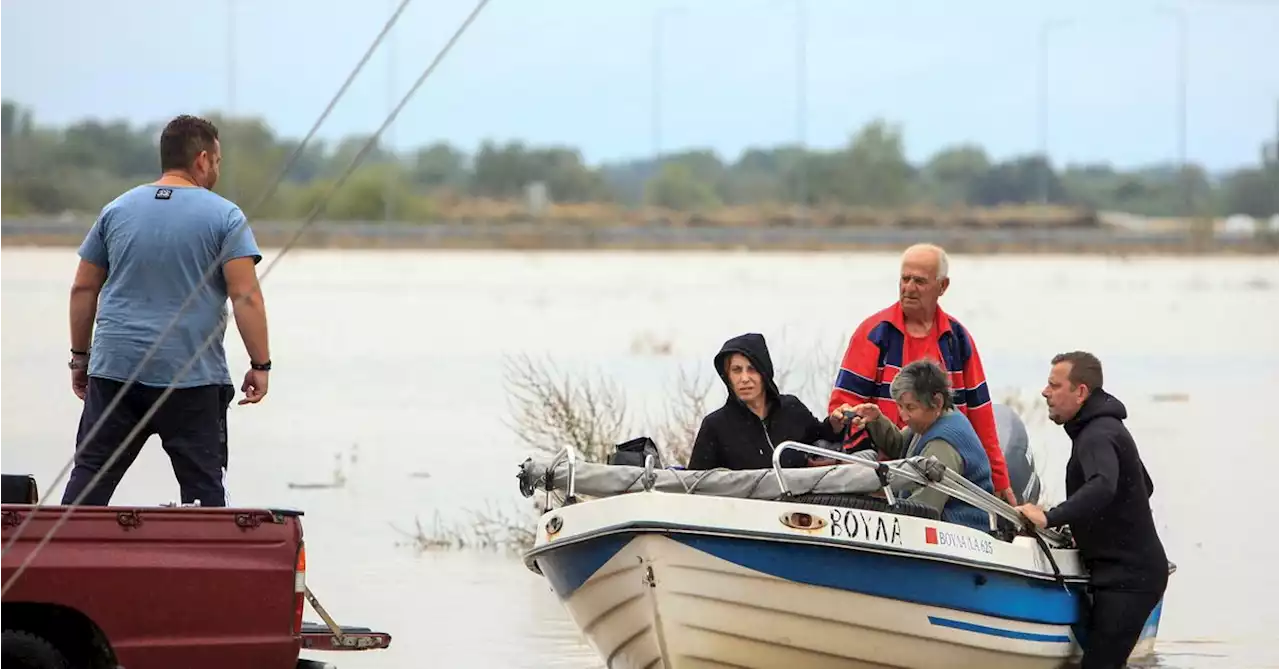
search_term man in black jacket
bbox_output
[1016,351,1168,669]
[686,333,852,470]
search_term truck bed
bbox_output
[3,497,391,669]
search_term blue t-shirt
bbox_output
[78,184,262,389]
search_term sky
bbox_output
[2,0,1277,172]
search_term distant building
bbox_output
[525,181,549,218]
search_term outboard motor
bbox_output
[992,404,1041,505]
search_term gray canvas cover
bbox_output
[517,450,933,502]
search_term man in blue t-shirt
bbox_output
[64,114,272,507]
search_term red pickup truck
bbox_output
[1,473,392,669]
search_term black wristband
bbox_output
[251,360,272,371]
[71,348,89,356]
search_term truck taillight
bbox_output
[294,542,306,635]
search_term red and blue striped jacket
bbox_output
[827,303,1011,494]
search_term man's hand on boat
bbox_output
[1013,503,1048,529]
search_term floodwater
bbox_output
[2,247,1277,669]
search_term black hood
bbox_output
[713,333,781,405]
[1064,388,1127,439]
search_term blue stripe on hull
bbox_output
[671,534,1083,626]
[1140,597,1164,640]
[928,616,1071,643]
[532,530,1084,626]
[534,533,632,600]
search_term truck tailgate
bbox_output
[3,505,304,669]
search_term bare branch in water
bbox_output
[392,500,538,554]
[501,352,719,467]
[501,353,630,464]
[773,334,842,414]
[400,355,722,555]
[653,367,713,467]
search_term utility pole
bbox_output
[226,0,237,201]
[1176,10,1189,218]
[649,7,685,217]
[1269,96,1280,220]
[795,0,808,221]
[1036,18,1070,205]
[1041,10,1190,214]
[227,0,236,118]
[651,8,686,166]
[385,0,397,223]
[1160,5,1189,218]
[650,11,664,166]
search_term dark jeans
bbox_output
[1080,587,1166,669]
[62,376,235,507]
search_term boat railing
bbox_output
[545,444,581,504]
[770,440,1068,546]
[534,440,1067,547]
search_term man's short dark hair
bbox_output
[1051,351,1104,392]
[159,115,220,171]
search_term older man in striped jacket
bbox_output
[826,243,1016,506]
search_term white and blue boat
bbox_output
[516,406,1173,669]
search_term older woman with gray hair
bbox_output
[844,358,995,529]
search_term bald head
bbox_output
[901,243,949,281]
[898,243,950,321]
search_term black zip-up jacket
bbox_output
[686,333,840,471]
[1044,389,1168,591]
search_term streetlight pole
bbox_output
[795,0,808,220]
[652,12,661,166]
[1156,5,1189,217]
[1036,17,1070,205]
[1269,96,1280,220]
[385,0,397,223]
[651,11,668,166]
[227,0,236,118]
[1040,10,1189,212]
[651,7,687,168]
[226,0,237,201]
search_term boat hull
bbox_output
[535,532,1093,669]
[526,495,1166,669]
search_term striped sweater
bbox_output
[827,302,1011,493]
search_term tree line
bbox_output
[2,100,1276,224]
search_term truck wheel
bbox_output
[2,629,70,669]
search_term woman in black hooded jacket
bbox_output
[686,333,852,470]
